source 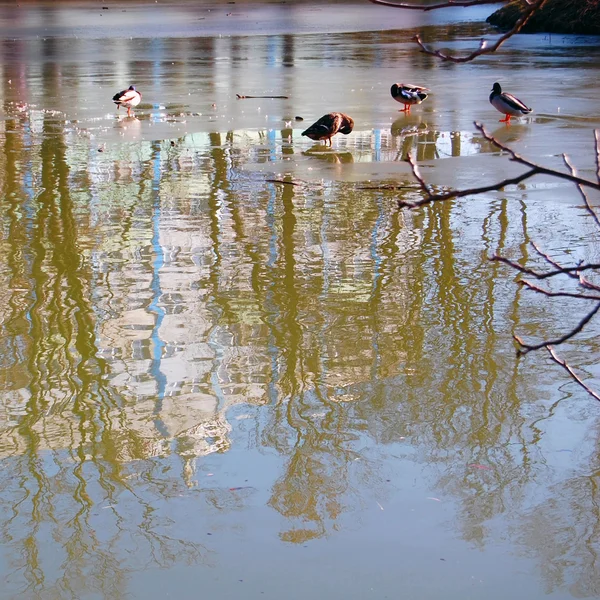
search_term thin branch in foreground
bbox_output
[398,167,538,209]
[368,0,502,10]
[578,272,600,293]
[489,255,549,278]
[490,254,600,280]
[399,123,600,209]
[409,0,548,63]
[563,153,600,229]
[514,302,600,355]
[405,153,433,195]
[530,241,574,277]
[546,346,600,402]
[595,130,600,183]
[519,279,600,302]
[529,243,600,293]
[476,123,600,192]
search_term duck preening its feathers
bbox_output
[391,83,429,112]
[112,85,142,117]
[301,112,354,146]
[489,82,532,123]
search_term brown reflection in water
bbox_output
[517,462,600,598]
[261,181,352,543]
[0,47,599,598]
[390,119,437,161]
[0,104,210,598]
[247,174,422,541]
[302,147,354,163]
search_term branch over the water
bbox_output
[398,122,600,209]
[514,303,600,355]
[490,255,600,281]
[478,124,600,191]
[546,346,600,402]
[369,0,549,62]
[368,0,503,10]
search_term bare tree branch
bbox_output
[374,1,600,398]
[529,241,576,278]
[489,255,548,278]
[490,254,600,280]
[578,272,600,293]
[368,0,503,10]
[398,167,538,209]
[477,123,600,191]
[405,153,433,195]
[399,124,600,210]
[370,0,549,63]
[519,280,600,302]
[595,130,600,183]
[563,153,600,228]
[515,302,600,355]
[546,346,600,402]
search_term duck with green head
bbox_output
[489,82,532,123]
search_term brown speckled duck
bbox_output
[301,112,354,146]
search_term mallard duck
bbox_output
[301,112,354,146]
[489,82,532,123]
[391,83,429,112]
[112,85,142,117]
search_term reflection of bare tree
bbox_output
[0,29,598,598]
[302,148,354,164]
[254,180,413,541]
[516,464,600,598]
[0,100,211,597]
[400,122,600,402]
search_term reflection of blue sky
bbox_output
[434,131,481,158]
[149,147,168,436]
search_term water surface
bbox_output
[1,2,600,599]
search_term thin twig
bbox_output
[578,273,600,293]
[546,346,600,402]
[515,302,600,355]
[409,0,548,63]
[490,255,600,280]
[405,153,432,195]
[563,153,600,228]
[519,280,600,302]
[368,0,502,10]
[236,94,289,99]
[530,241,575,277]
[595,130,600,183]
[476,123,600,191]
[398,168,539,209]
[490,255,548,278]
[399,124,600,209]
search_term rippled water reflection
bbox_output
[1,2,600,599]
